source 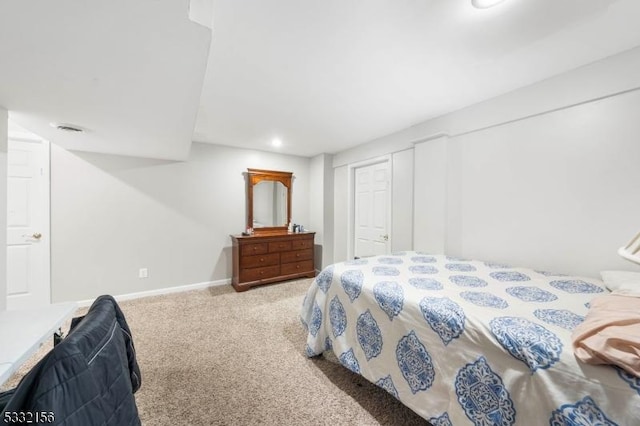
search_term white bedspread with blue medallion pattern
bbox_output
[300,252,640,425]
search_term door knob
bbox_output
[23,233,42,239]
[380,234,389,241]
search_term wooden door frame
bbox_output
[7,133,51,308]
[346,155,392,260]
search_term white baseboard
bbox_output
[76,278,231,308]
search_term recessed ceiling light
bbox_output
[49,122,84,133]
[271,138,282,147]
[472,0,507,8]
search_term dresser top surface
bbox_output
[231,231,315,241]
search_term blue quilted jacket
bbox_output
[1,295,142,425]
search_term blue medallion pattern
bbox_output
[549,396,618,426]
[455,356,516,426]
[550,280,604,294]
[506,286,558,302]
[378,256,403,265]
[345,258,368,265]
[535,270,566,277]
[373,281,404,320]
[460,291,509,309]
[409,277,443,290]
[617,367,640,396]
[419,297,466,345]
[375,375,399,399]
[450,275,488,288]
[309,302,322,337]
[411,255,437,263]
[533,309,584,331]
[299,251,640,425]
[490,271,531,282]
[324,337,332,351]
[341,269,364,302]
[329,296,347,337]
[490,317,562,372]
[396,331,435,394]
[356,310,383,360]
[484,262,511,269]
[446,263,477,272]
[338,348,361,374]
[305,344,316,357]
[429,413,453,426]
[446,255,468,261]
[408,265,439,274]
[315,265,334,293]
[372,266,400,276]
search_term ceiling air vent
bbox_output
[54,123,84,133]
[49,122,85,133]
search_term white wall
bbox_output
[391,149,414,252]
[333,165,348,262]
[413,136,447,253]
[446,89,640,277]
[332,47,640,277]
[309,154,334,269]
[0,108,7,311]
[51,142,310,302]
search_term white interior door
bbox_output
[354,161,390,258]
[6,138,50,310]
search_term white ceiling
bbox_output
[0,0,211,160]
[2,0,640,160]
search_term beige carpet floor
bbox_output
[2,279,429,425]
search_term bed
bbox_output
[300,252,640,425]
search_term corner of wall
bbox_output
[322,154,335,268]
[333,165,349,263]
[309,153,337,269]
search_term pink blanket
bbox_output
[572,293,640,377]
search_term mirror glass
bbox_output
[247,168,292,233]
[252,181,288,228]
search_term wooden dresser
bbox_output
[231,232,316,292]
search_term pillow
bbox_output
[600,270,640,294]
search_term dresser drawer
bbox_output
[292,238,314,250]
[268,241,292,252]
[241,243,268,256]
[281,260,314,276]
[231,232,315,291]
[281,248,313,264]
[240,265,280,282]
[242,253,279,268]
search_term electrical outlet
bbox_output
[139,268,148,278]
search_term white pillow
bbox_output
[600,270,640,294]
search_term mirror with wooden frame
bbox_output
[246,168,292,233]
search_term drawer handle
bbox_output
[296,253,300,257]
[253,247,258,251]
[260,271,265,275]
[296,265,300,269]
[260,258,265,262]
